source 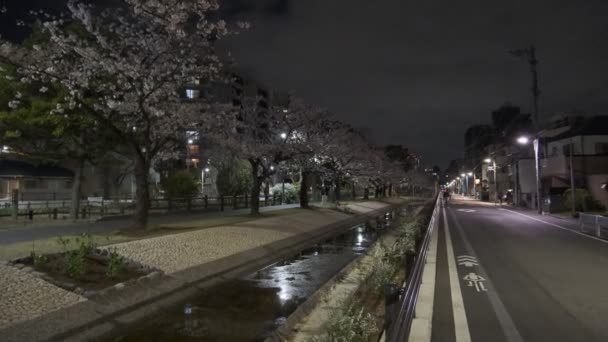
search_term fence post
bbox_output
[596,216,601,238]
[11,189,18,220]
[187,198,192,212]
[264,194,268,207]
[220,196,224,211]
[53,208,58,220]
[168,199,172,212]
[81,206,87,219]
[580,215,584,232]
[204,195,208,209]
[384,283,399,332]
[28,209,34,221]
[233,195,237,210]
[244,194,248,208]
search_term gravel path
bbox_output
[0,264,84,329]
[106,226,294,274]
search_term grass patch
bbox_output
[0,234,132,261]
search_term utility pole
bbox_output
[569,138,576,216]
[512,45,542,213]
[511,46,540,127]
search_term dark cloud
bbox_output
[225,0,608,167]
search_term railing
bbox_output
[0,194,291,219]
[579,213,608,239]
[385,194,441,342]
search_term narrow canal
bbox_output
[111,212,394,342]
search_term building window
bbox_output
[186,89,199,99]
[595,142,608,155]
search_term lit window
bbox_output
[186,89,199,99]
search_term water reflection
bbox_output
[111,216,390,342]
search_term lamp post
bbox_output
[518,136,542,214]
[467,172,474,198]
[484,158,498,202]
[201,167,210,194]
[461,173,467,196]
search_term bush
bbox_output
[563,188,605,212]
[216,159,253,196]
[367,243,398,292]
[161,171,200,199]
[311,300,378,342]
[271,183,298,204]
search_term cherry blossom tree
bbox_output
[0,0,240,228]
[209,96,321,215]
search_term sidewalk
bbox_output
[0,199,404,338]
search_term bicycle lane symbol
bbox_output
[463,272,488,292]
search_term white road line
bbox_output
[450,209,524,342]
[443,207,472,342]
[499,208,608,244]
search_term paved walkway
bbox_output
[0,204,299,245]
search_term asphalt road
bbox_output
[431,197,608,342]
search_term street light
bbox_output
[484,158,498,202]
[201,167,210,194]
[280,132,287,139]
[467,172,473,177]
[517,136,530,145]
[518,135,542,214]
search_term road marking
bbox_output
[499,208,608,244]
[457,256,479,267]
[463,272,487,292]
[457,209,476,213]
[449,209,524,342]
[443,206,472,342]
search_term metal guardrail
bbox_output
[579,213,608,239]
[386,194,441,342]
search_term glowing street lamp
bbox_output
[517,136,530,145]
[280,132,287,139]
[484,158,492,163]
[517,135,542,213]
[467,172,473,177]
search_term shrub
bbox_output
[56,233,97,279]
[161,171,200,200]
[367,243,397,292]
[395,218,421,254]
[271,183,298,204]
[311,300,378,342]
[563,188,605,212]
[106,247,125,278]
[216,159,253,196]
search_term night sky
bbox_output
[3,0,608,167]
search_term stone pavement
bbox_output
[0,263,84,329]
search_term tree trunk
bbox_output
[69,158,85,221]
[132,155,150,229]
[334,178,342,205]
[300,170,310,209]
[351,181,357,200]
[249,160,261,215]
